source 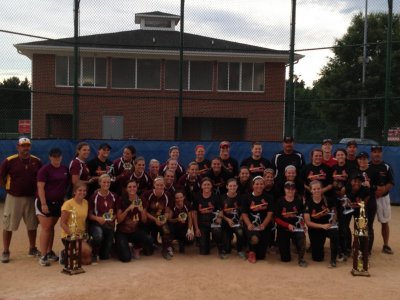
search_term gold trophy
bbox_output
[103,209,114,221]
[178,212,188,222]
[351,200,370,277]
[62,207,85,275]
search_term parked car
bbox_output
[338,138,379,145]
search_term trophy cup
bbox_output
[157,213,167,223]
[327,211,338,230]
[211,210,222,228]
[107,164,116,182]
[62,207,85,275]
[293,214,305,232]
[103,209,114,221]
[351,200,370,277]
[134,198,142,208]
[340,195,354,215]
[250,213,262,231]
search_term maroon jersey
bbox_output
[142,190,171,217]
[0,154,42,197]
[129,171,152,196]
[89,191,117,225]
[69,157,90,181]
[115,196,143,233]
[37,163,69,203]
[113,157,134,188]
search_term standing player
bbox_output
[0,138,42,263]
[204,157,232,195]
[219,141,239,177]
[129,157,152,196]
[345,140,358,172]
[35,148,69,266]
[271,136,305,182]
[112,145,136,193]
[194,145,210,176]
[69,142,92,186]
[321,139,337,167]
[369,145,394,254]
[87,143,113,197]
[160,146,185,179]
[241,142,274,178]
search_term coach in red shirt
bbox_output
[0,138,42,263]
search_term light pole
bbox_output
[72,0,80,140]
[360,0,368,139]
[383,0,393,143]
[177,0,184,140]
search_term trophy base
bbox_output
[329,225,338,230]
[343,209,354,215]
[293,229,304,232]
[62,267,85,275]
[231,224,240,228]
[211,224,221,228]
[351,269,370,277]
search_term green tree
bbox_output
[296,13,400,143]
[0,77,31,138]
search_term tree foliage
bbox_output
[294,13,400,143]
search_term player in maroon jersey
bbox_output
[112,145,136,193]
[129,157,152,196]
[69,142,92,186]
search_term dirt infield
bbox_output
[0,203,399,300]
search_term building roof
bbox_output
[15,29,303,62]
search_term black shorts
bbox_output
[35,198,62,218]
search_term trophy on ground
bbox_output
[293,214,305,232]
[211,210,222,228]
[351,200,370,277]
[62,207,85,275]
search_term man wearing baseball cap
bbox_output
[0,137,42,263]
[369,145,394,254]
[271,136,305,182]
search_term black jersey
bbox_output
[369,161,394,196]
[242,193,274,226]
[221,193,242,224]
[193,193,221,226]
[240,156,274,178]
[305,198,331,224]
[271,150,305,181]
[275,196,304,229]
[204,168,233,195]
[221,157,239,177]
[196,159,211,176]
[331,163,350,196]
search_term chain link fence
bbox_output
[0,0,399,144]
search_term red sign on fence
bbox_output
[388,127,400,142]
[18,120,31,134]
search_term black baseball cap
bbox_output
[346,140,358,147]
[356,151,369,159]
[48,148,62,157]
[98,143,111,150]
[283,136,294,143]
[371,145,382,152]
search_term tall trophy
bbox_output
[211,210,222,228]
[293,214,305,232]
[62,207,85,275]
[327,211,338,230]
[351,200,370,277]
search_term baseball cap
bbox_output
[98,143,111,150]
[18,137,31,146]
[356,151,369,159]
[346,140,358,147]
[283,136,294,143]
[322,138,333,145]
[371,145,382,152]
[219,141,230,148]
[284,181,296,189]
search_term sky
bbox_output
[0,0,398,87]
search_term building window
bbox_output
[137,59,161,89]
[112,58,135,88]
[55,56,106,87]
[164,60,188,90]
[144,18,172,28]
[189,61,213,91]
[217,62,264,92]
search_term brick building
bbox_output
[15,11,302,141]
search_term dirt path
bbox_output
[0,204,399,300]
